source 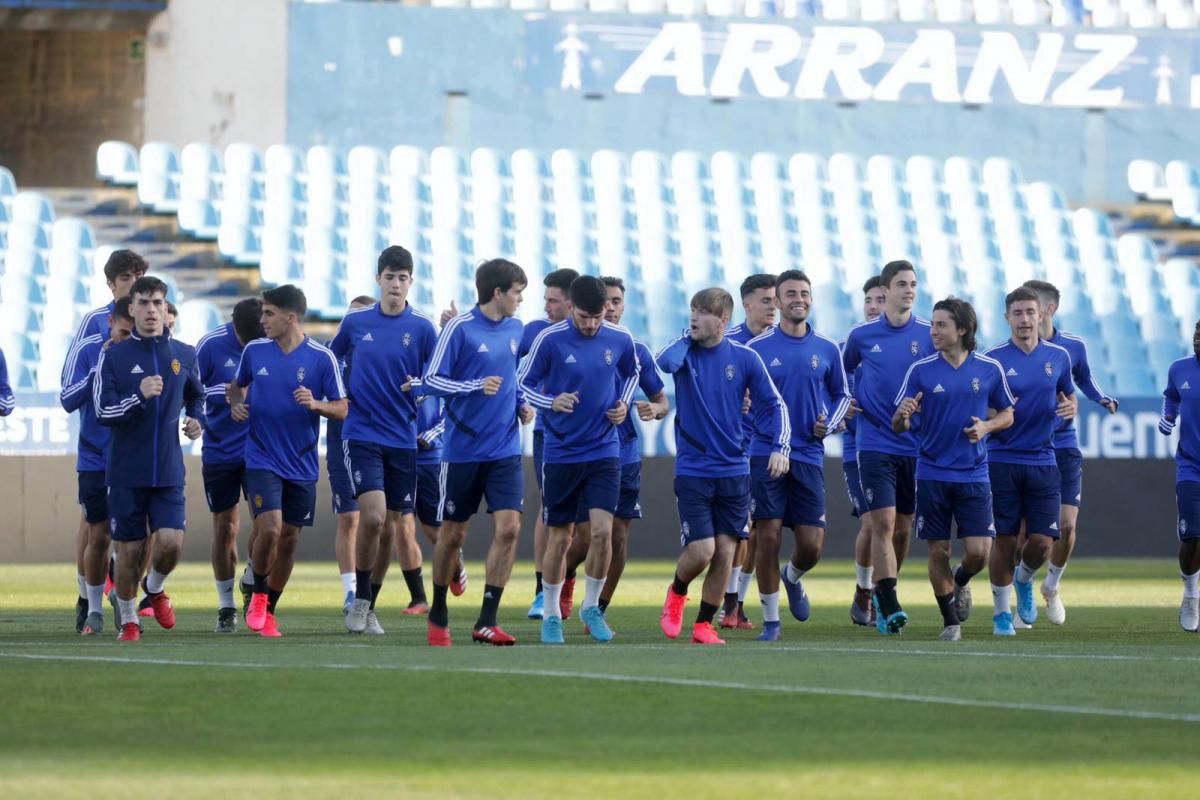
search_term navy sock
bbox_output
[535,571,543,595]
[429,584,449,627]
[671,574,689,596]
[875,577,901,617]
[267,587,282,614]
[369,582,383,610]
[355,569,373,601]
[253,570,269,595]
[697,601,718,625]
[402,568,426,605]
[935,592,960,627]
[476,584,504,629]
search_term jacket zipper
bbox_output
[151,339,160,485]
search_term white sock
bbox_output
[854,563,874,590]
[1015,561,1037,585]
[760,591,781,623]
[785,562,806,584]
[582,575,605,610]
[216,578,235,609]
[726,566,742,595]
[145,567,168,594]
[341,572,356,595]
[737,570,753,602]
[86,583,104,616]
[76,573,86,597]
[1044,562,1065,592]
[543,580,564,621]
[118,597,137,626]
[991,584,1012,616]
[1183,570,1200,599]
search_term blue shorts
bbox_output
[416,462,442,528]
[1055,447,1083,507]
[915,479,995,540]
[675,474,750,545]
[78,470,108,525]
[750,457,826,528]
[440,456,524,523]
[533,430,545,491]
[202,461,247,514]
[989,462,1061,538]
[346,440,416,513]
[615,460,643,520]
[857,451,917,516]
[843,461,866,519]
[1177,481,1200,541]
[327,457,358,515]
[246,469,317,529]
[542,458,620,527]
[108,485,186,542]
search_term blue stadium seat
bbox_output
[137,142,182,214]
[179,198,221,240]
[11,191,54,226]
[95,141,139,186]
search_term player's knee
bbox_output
[494,523,520,547]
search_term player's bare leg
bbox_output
[598,516,631,611]
[335,509,359,611]
[210,505,239,631]
[1178,538,1200,632]
[851,520,874,626]
[392,511,428,614]
[1041,505,1078,624]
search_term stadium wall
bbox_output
[0,455,1178,563]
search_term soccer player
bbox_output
[722,272,777,628]
[842,260,934,634]
[518,276,639,644]
[60,297,135,635]
[421,259,534,646]
[657,288,789,645]
[94,276,204,642]
[1021,280,1118,624]
[560,277,668,625]
[414,393,469,598]
[519,268,579,621]
[229,285,347,637]
[1157,321,1200,632]
[748,271,851,641]
[327,295,375,613]
[842,276,886,626]
[166,302,178,335]
[336,246,439,635]
[984,287,1076,635]
[893,297,1014,641]
[62,248,147,628]
[195,298,264,633]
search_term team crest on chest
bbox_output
[403,332,412,348]
[810,354,820,370]
[170,358,181,375]
[296,367,306,383]
[604,348,613,366]
[910,341,920,356]
[971,377,981,393]
[1044,361,1053,377]
[725,365,735,381]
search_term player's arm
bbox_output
[227,346,254,421]
[965,366,1016,442]
[418,415,445,450]
[94,349,147,426]
[818,345,853,438]
[635,345,669,420]
[1160,366,1181,435]
[892,362,923,433]
[298,348,350,420]
[1071,338,1118,413]
[1055,355,1078,419]
[747,350,791,473]
[606,336,639,425]
[516,331,556,410]
[183,356,207,433]
[422,323,487,397]
[654,331,692,375]
[59,345,95,413]
[0,349,14,417]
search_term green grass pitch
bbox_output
[0,559,1196,798]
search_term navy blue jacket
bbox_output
[94,331,205,488]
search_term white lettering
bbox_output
[794,26,885,101]
[963,32,1062,105]
[614,23,707,97]
[1050,33,1136,108]
[710,24,803,99]
[873,30,960,103]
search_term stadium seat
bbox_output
[5,220,50,252]
[1127,158,1169,201]
[179,198,221,240]
[95,140,139,186]
[11,191,54,226]
[137,142,182,214]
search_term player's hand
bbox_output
[440,300,458,327]
[103,337,115,350]
[767,451,789,479]
[813,412,829,438]
[1056,391,1077,420]
[417,435,431,450]
[963,415,989,444]
[897,391,923,422]
[1102,398,1119,414]
[742,389,752,415]
[401,375,414,393]
[182,416,202,440]
[835,421,847,434]
[231,403,249,422]
[636,400,655,421]
[482,376,503,396]
[294,386,317,410]
[844,398,861,421]
[606,400,628,425]
[552,391,579,413]
[140,375,164,399]
[518,404,535,425]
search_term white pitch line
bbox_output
[1,650,1197,724]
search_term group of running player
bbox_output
[7,245,1199,644]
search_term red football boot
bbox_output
[147,592,175,630]
[471,625,516,646]
[427,621,451,647]
[691,621,726,645]
[259,612,282,638]
[245,592,269,632]
[559,578,575,620]
[660,587,687,639]
[116,622,141,642]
